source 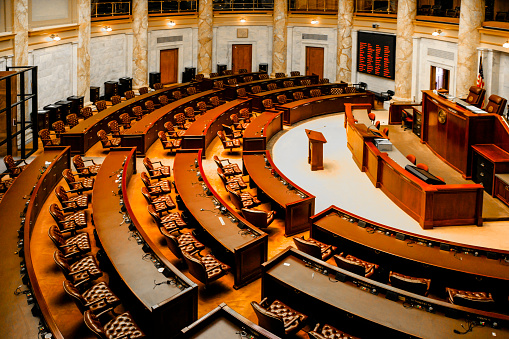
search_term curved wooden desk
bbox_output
[243,150,315,236]
[276,92,375,125]
[345,103,484,229]
[19,147,70,339]
[224,75,319,100]
[201,71,266,89]
[249,82,347,111]
[263,247,509,338]
[311,206,509,299]
[93,148,197,337]
[173,150,268,289]
[243,112,283,152]
[180,98,251,156]
[61,82,202,154]
[120,89,221,156]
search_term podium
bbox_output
[305,129,327,171]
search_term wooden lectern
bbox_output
[305,129,327,171]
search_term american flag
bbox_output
[477,54,484,89]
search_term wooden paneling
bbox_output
[305,46,324,79]
[232,44,252,74]
[160,48,178,84]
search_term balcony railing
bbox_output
[213,0,273,12]
[91,2,131,18]
[148,0,197,14]
[289,0,337,13]
[355,0,397,15]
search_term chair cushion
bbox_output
[447,288,495,310]
[306,238,337,261]
[104,312,145,339]
[62,232,91,255]
[267,300,307,332]
[389,272,430,296]
[309,323,356,339]
[82,282,120,314]
[70,256,102,276]
[160,212,187,227]
[201,254,230,280]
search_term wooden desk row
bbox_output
[249,82,347,112]
[243,112,284,152]
[311,206,509,299]
[201,71,267,90]
[277,91,375,125]
[61,81,206,154]
[263,247,509,338]
[173,150,268,288]
[19,147,71,339]
[93,148,198,337]
[243,150,315,236]
[224,74,319,100]
[121,89,222,156]
[345,103,483,229]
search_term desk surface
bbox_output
[243,112,282,139]
[264,249,509,338]
[93,149,188,309]
[185,98,247,136]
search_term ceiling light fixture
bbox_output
[45,34,61,42]
[240,18,246,23]
[167,21,176,27]
[503,40,509,48]
[311,19,319,24]
[101,26,112,32]
[432,29,443,36]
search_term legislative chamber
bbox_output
[1,1,509,338]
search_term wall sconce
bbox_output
[240,18,246,23]
[503,40,509,48]
[432,29,444,36]
[167,21,176,27]
[101,26,112,32]
[45,34,61,42]
[311,19,319,24]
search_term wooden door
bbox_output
[160,49,179,84]
[306,47,324,79]
[232,44,252,73]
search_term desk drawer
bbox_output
[473,152,494,195]
[495,176,509,206]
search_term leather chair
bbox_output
[39,129,60,147]
[259,74,269,80]
[55,185,88,211]
[308,323,354,339]
[164,121,185,139]
[239,108,253,123]
[262,99,278,112]
[107,120,122,136]
[333,253,379,278]
[389,271,431,296]
[140,172,171,195]
[97,130,121,150]
[110,95,121,105]
[173,91,183,101]
[118,113,133,129]
[319,78,329,84]
[416,163,429,171]
[237,88,249,99]
[153,82,164,90]
[196,101,208,114]
[283,81,294,88]
[66,113,80,128]
[187,86,197,96]
[293,92,305,101]
[158,131,181,154]
[158,94,169,107]
[230,114,249,130]
[141,186,175,212]
[63,280,120,317]
[374,121,381,130]
[81,106,93,119]
[62,169,94,195]
[251,85,262,94]
[310,89,322,98]
[331,87,344,95]
[95,100,107,112]
[213,155,242,176]
[54,250,102,287]
[277,94,288,104]
[52,120,66,137]
[143,157,171,180]
[238,68,248,73]
[464,86,486,108]
[275,73,286,78]
[160,228,205,259]
[222,124,243,139]
[446,288,495,311]
[382,127,389,137]
[124,90,135,100]
[217,130,241,153]
[138,86,149,95]
[217,167,247,191]
[182,251,230,285]
[401,110,413,130]
[290,71,300,76]
[213,80,224,89]
[147,205,187,232]
[293,236,337,261]
[241,208,275,229]
[226,185,261,210]
[209,72,219,78]
[267,83,278,91]
[48,225,91,259]
[209,96,221,107]
[227,78,238,86]
[144,100,155,113]
[485,94,507,115]
[174,113,190,130]
[344,87,356,94]
[195,74,205,81]
[49,203,87,230]
[300,79,311,86]
[184,107,196,122]
[251,298,307,337]
[223,69,233,75]
[243,75,254,83]
[84,310,146,339]
[406,154,417,165]
[368,112,376,125]
[132,106,145,120]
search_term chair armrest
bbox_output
[82,159,96,165]
[259,297,269,307]
[61,205,77,213]
[153,160,164,166]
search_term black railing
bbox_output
[149,0,198,13]
[355,0,397,15]
[289,0,337,13]
[213,0,273,11]
[91,2,131,18]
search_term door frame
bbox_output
[155,44,184,83]
[226,40,258,72]
[301,43,329,80]
[426,61,456,96]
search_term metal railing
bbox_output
[91,2,131,18]
[148,0,198,13]
[213,0,273,11]
[355,0,397,15]
[289,0,337,12]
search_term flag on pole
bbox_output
[477,53,484,89]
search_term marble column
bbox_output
[393,0,416,101]
[132,0,148,89]
[198,0,213,76]
[336,0,354,83]
[77,0,91,102]
[13,0,28,67]
[456,0,484,98]
[272,0,288,76]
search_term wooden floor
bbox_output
[7,106,509,338]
